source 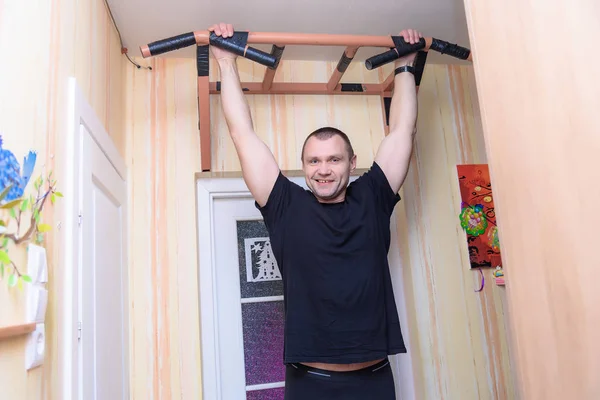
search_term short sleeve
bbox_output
[255,171,295,233]
[351,162,401,216]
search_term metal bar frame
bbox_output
[196,48,426,171]
[152,30,472,171]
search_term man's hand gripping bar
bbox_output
[365,36,472,70]
[140,31,280,69]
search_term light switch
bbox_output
[27,244,48,283]
[26,284,48,323]
[25,323,45,370]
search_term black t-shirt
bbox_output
[256,162,407,364]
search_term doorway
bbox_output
[196,172,415,399]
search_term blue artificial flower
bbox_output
[0,135,37,202]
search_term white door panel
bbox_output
[81,129,127,400]
[64,78,129,400]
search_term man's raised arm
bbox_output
[211,23,280,207]
[374,29,422,194]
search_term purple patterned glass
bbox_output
[241,301,286,386]
[237,220,284,299]
[246,387,285,400]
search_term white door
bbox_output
[63,77,129,400]
[79,127,128,400]
[197,176,415,400]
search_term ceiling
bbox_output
[107,0,472,64]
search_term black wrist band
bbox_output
[394,65,415,75]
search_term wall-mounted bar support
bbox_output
[382,50,429,93]
[210,82,383,95]
[196,45,212,171]
[327,47,358,92]
[380,51,428,136]
[381,95,392,136]
[413,51,428,88]
[382,72,395,93]
[262,45,285,91]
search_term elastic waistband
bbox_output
[287,358,390,378]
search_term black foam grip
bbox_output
[244,47,278,69]
[391,36,426,57]
[365,49,399,70]
[336,52,354,73]
[147,32,197,56]
[209,31,249,56]
[270,45,285,69]
[430,38,470,60]
[413,51,428,86]
[209,31,278,69]
[271,45,285,59]
[196,45,209,77]
[365,37,426,70]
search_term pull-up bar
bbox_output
[138,30,472,172]
[140,30,472,70]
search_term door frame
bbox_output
[196,172,415,399]
[60,77,130,400]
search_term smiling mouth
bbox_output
[315,179,334,184]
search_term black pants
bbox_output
[284,358,396,400]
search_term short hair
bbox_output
[300,127,355,161]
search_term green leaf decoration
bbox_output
[0,169,62,288]
[34,176,43,191]
[20,198,29,212]
[0,250,10,264]
[37,223,52,233]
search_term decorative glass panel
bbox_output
[237,220,283,298]
[246,387,285,400]
[241,301,285,386]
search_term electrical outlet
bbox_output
[27,244,48,283]
[25,323,45,370]
[26,284,48,323]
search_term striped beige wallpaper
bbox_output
[0,0,126,398]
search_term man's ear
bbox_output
[350,155,357,172]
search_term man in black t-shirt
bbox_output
[209,22,422,400]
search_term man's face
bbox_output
[302,135,356,203]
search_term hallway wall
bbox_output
[0,0,127,398]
